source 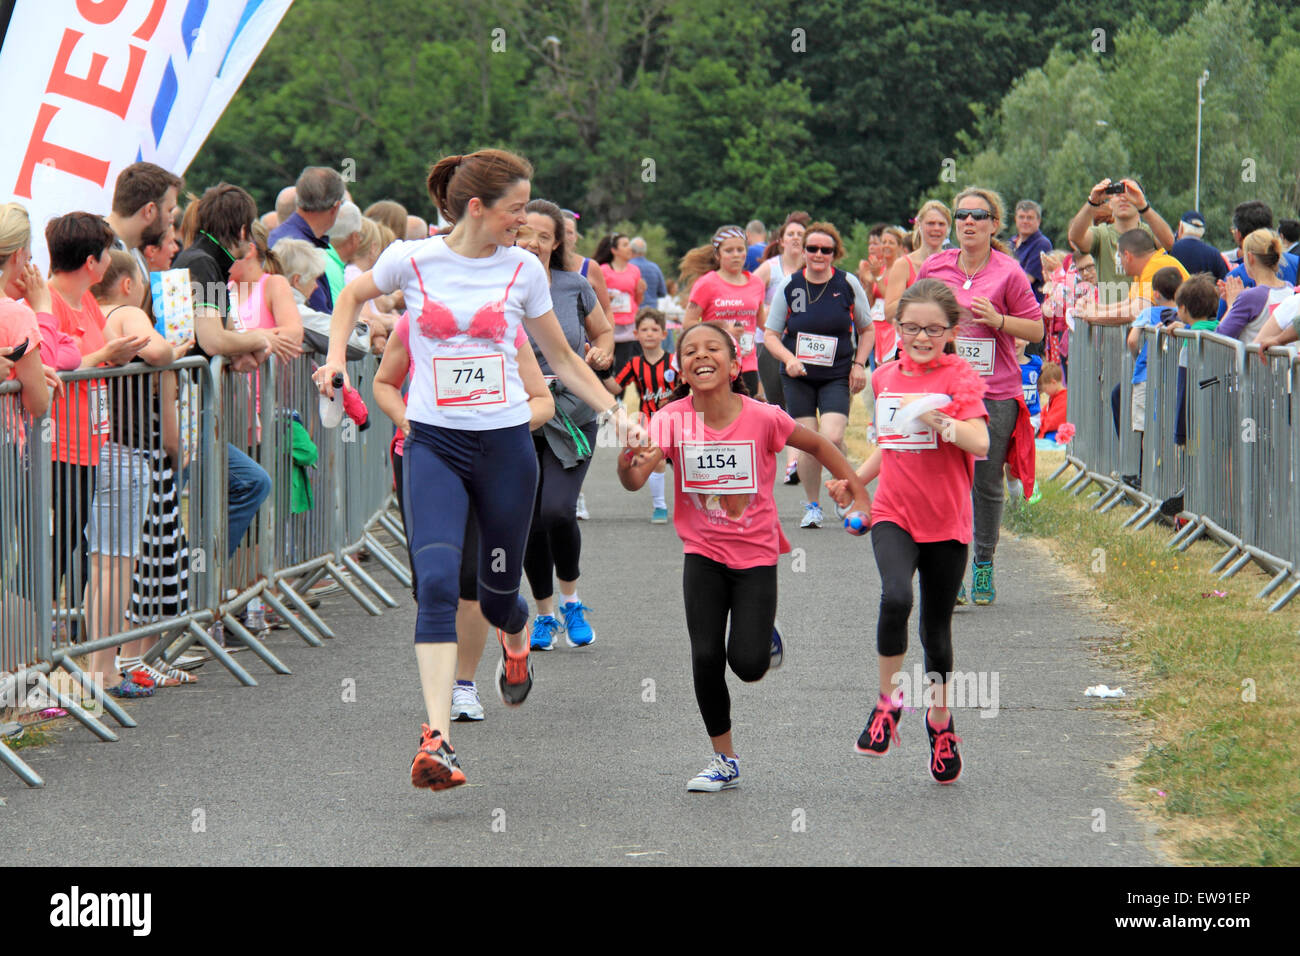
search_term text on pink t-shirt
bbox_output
[688,270,765,373]
[650,394,797,569]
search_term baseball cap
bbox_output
[1180,210,1205,229]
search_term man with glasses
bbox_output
[269,166,346,313]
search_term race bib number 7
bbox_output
[433,354,507,407]
[680,441,757,494]
[875,392,937,451]
[795,332,836,366]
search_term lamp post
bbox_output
[1195,70,1209,210]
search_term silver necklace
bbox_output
[959,249,992,290]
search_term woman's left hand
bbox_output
[849,363,867,394]
[970,296,1004,329]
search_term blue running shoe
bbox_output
[687,753,740,792]
[530,615,560,651]
[770,619,784,670]
[561,601,595,647]
[651,506,669,524]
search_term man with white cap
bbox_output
[1169,210,1228,281]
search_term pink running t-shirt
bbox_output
[915,248,1041,401]
[869,359,988,543]
[689,270,765,374]
[650,394,796,569]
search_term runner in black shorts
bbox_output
[762,221,872,529]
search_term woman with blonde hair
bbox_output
[1219,229,1295,344]
[915,186,1041,605]
[880,201,952,364]
[681,225,767,397]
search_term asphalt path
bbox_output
[4,452,1158,866]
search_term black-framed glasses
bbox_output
[899,322,951,338]
[804,244,835,255]
[954,209,993,222]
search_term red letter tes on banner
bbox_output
[14,103,112,198]
[46,28,146,119]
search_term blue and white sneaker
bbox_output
[561,600,595,647]
[800,501,824,529]
[530,614,560,651]
[651,506,669,524]
[770,619,784,670]
[450,681,485,722]
[687,753,740,792]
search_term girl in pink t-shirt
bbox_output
[619,322,871,793]
[828,279,989,785]
[683,225,768,396]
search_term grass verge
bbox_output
[1007,451,1300,865]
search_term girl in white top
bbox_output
[315,149,644,791]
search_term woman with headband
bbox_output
[679,225,767,397]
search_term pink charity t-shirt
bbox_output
[868,359,988,544]
[915,248,1041,401]
[650,394,796,569]
[688,270,765,373]
[0,299,41,380]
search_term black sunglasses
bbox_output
[954,209,993,222]
[804,244,836,255]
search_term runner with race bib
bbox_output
[315,149,645,792]
[618,322,871,793]
[597,232,645,387]
[680,224,767,396]
[915,187,1041,604]
[762,221,873,529]
[826,279,989,784]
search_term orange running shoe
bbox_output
[495,629,534,707]
[410,724,467,790]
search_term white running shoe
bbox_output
[575,492,589,520]
[687,753,740,792]
[800,502,824,529]
[451,682,485,722]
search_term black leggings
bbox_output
[682,554,776,738]
[757,345,785,408]
[523,423,598,601]
[871,521,966,680]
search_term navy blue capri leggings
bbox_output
[402,421,539,643]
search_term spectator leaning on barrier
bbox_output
[1169,210,1228,281]
[1011,199,1052,304]
[1067,177,1175,295]
[269,166,345,314]
[0,204,53,418]
[1218,230,1296,345]
[629,236,668,305]
[1080,229,1187,326]
[1217,201,1300,321]
[170,184,272,563]
[324,201,364,304]
[1118,265,1183,475]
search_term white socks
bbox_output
[649,471,666,509]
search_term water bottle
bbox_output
[320,372,345,428]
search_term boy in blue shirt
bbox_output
[1126,266,1184,471]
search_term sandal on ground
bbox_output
[134,660,197,686]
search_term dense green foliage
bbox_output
[188,0,1298,257]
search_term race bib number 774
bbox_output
[433,354,507,407]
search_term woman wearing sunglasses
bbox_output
[763,222,873,529]
[915,187,1041,605]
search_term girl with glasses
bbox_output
[827,279,988,783]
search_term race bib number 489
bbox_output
[680,441,757,494]
[795,332,836,366]
[433,354,507,407]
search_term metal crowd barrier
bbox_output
[1,350,408,788]
[1052,322,1300,612]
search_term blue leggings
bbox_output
[402,421,539,643]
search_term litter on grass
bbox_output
[1085,684,1126,698]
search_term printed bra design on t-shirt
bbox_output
[413,257,522,344]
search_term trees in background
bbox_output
[187,0,1298,257]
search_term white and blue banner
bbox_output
[0,0,292,262]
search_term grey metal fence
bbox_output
[1,351,407,787]
[1053,321,1300,612]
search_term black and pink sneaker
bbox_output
[924,709,963,784]
[855,695,902,755]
